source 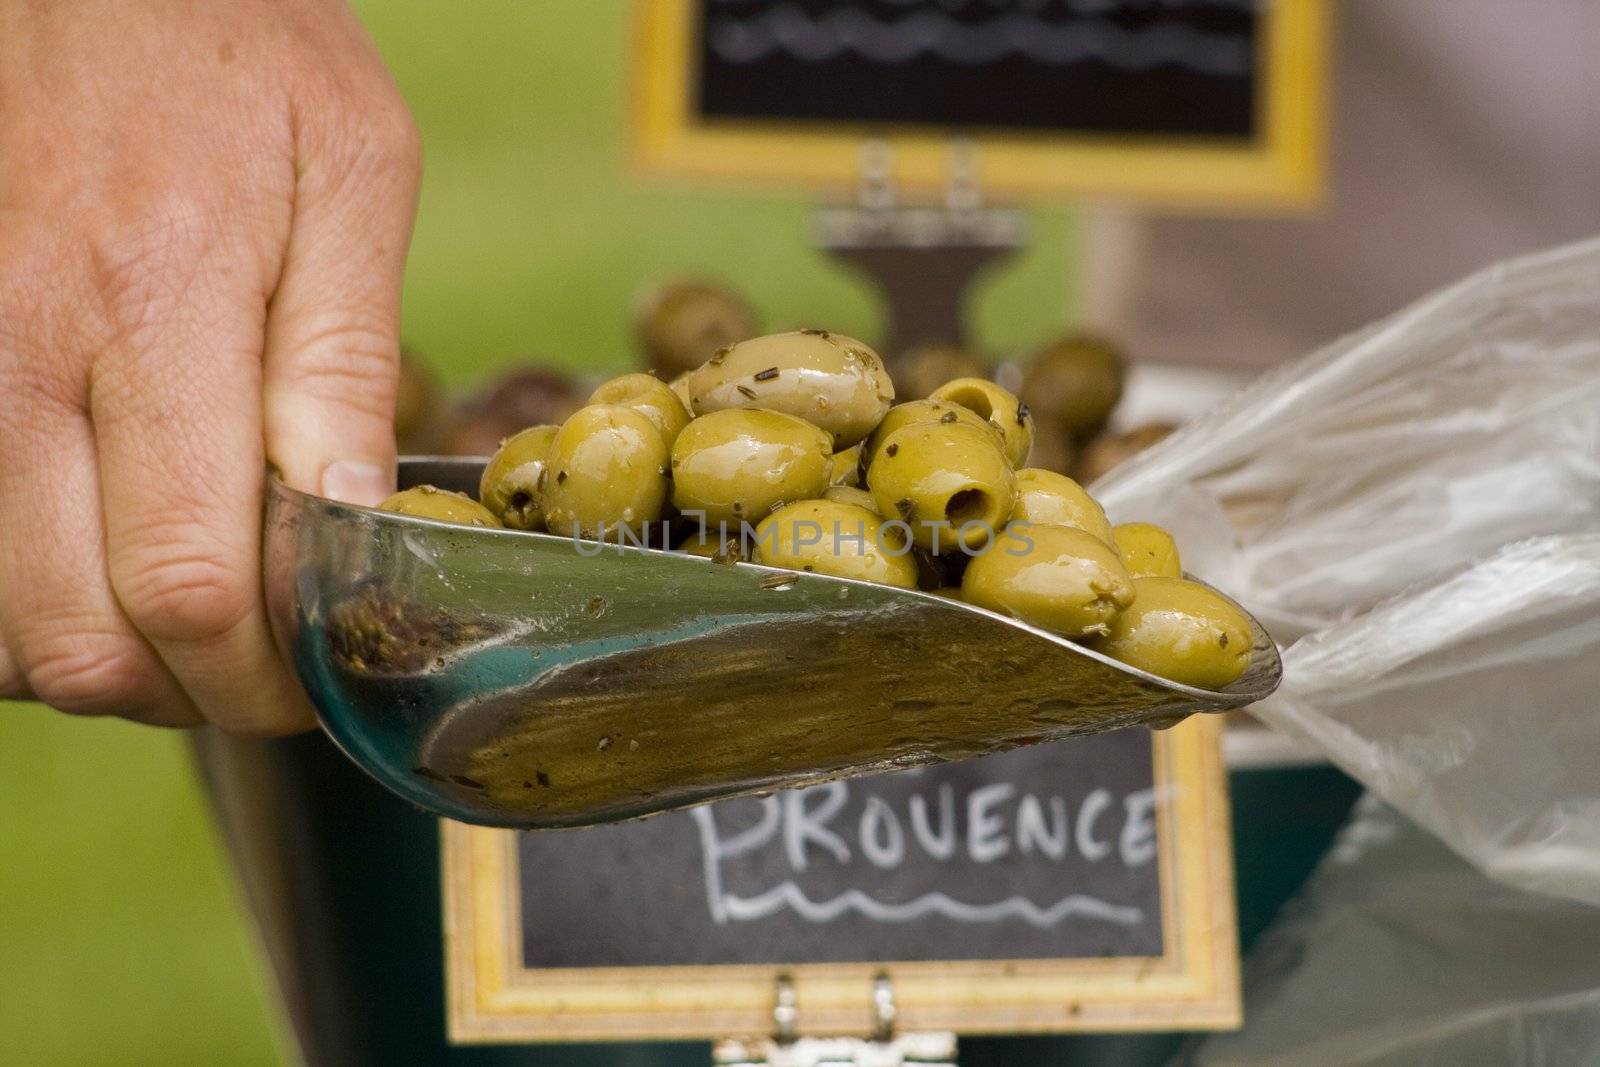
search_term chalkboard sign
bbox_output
[444,717,1237,1041]
[631,0,1326,206]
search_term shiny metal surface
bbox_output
[263,458,1281,829]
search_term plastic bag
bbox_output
[1177,797,1600,1066]
[1094,237,1600,906]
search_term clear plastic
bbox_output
[1179,798,1600,1066]
[1094,237,1600,906]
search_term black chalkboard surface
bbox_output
[695,0,1257,139]
[445,718,1237,1041]
[631,0,1326,205]
[519,730,1161,968]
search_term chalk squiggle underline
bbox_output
[708,6,1250,75]
[720,883,1144,928]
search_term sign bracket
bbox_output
[815,138,1026,360]
[713,973,960,1067]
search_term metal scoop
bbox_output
[263,458,1281,829]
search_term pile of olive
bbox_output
[381,330,1252,691]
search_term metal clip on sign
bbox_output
[712,973,959,1067]
[812,137,1026,356]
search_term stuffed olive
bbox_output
[686,330,893,447]
[1009,468,1115,546]
[588,372,691,450]
[960,524,1134,637]
[866,421,1015,553]
[380,486,502,528]
[1112,522,1182,579]
[928,377,1034,468]
[478,424,559,530]
[670,408,833,527]
[541,404,670,540]
[754,500,917,589]
[1086,577,1251,689]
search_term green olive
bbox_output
[588,372,691,450]
[1085,577,1251,689]
[1112,522,1182,579]
[668,371,695,413]
[861,399,999,468]
[478,425,559,530]
[866,421,1015,552]
[380,486,502,528]
[394,350,443,452]
[823,485,878,512]
[541,404,670,540]
[894,343,990,400]
[1021,334,1126,442]
[686,330,893,447]
[635,279,755,378]
[754,500,917,589]
[1075,423,1176,485]
[1026,420,1078,476]
[960,525,1134,637]
[678,526,748,563]
[830,443,863,487]
[1009,468,1114,545]
[670,408,833,527]
[928,377,1034,468]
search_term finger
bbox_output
[0,270,199,725]
[263,96,421,506]
[92,220,316,736]
[0,642,27,702]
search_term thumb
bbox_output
[263,105,422,506]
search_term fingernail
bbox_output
[321,460,393,507]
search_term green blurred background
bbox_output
[0,3,1076,1064]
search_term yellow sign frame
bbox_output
[444,716,1238,1043]
[630,0,1327,210]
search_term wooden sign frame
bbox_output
[629,0,1327,210]
[443,716,1237,1043]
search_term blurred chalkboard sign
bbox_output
[632,0,1326,206]
[444,718,1237,1042]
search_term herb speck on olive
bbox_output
[736,384,758,399]
[885,443,899,457]
[754,367,779,381]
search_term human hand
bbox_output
[0,0,421,733]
